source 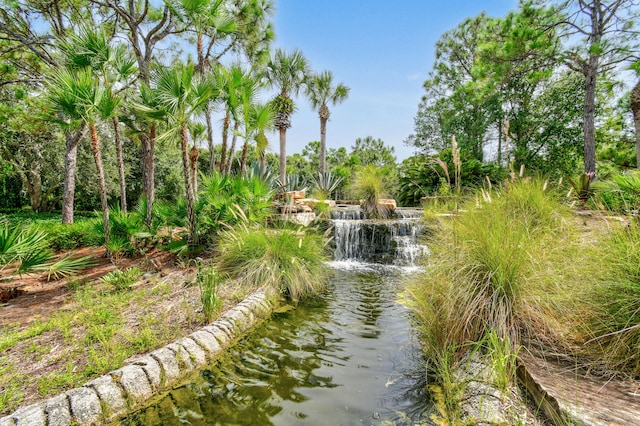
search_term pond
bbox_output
[123,209,433,425]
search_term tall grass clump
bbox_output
[575,223,640,376]
[408,179,578,387]
[349,165,392,219]
[196,263,222,322]
[217,225,328,302]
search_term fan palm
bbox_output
[305,70,350,175]
[248,102,274,175]
[177,0,235,173]
[266,48,309,186]
[59,27,137,212]
[47,68,119,247]
[143,63,212,243]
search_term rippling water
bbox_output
[122,265,432,425]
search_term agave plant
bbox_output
[275,174,308,194]
[312,171,343,198]
[566,172,597,205]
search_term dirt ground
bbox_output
[0,246,254,415]
[0,247,176,329]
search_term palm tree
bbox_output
[216,65,242,175]
[59,28,137,213]
[144,63,212,243]
[305,70,350,175]
[178,0,235,174]
[47,68,119,247]
[248,102,274,175]
[265,48,309,186]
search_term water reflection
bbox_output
[122,267,431,425]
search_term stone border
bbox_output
[0,289,276,426]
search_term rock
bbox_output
[85,375,127,421]
[44,395,73,426]
[149,347,182,386]
[113,365,153,404]
[130,355,163,391]
[67,387,101,425]
[376,198,397,212]
[11,404,45,426]
[276,213,316,226]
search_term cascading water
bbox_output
[122,206,433,425]
[331,206,428,265]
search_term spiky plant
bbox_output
[217,225,328,302]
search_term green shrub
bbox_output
[196,264,222,322]
[577,224,640,375]
[43,219,102,250]
[349,165,391,218]
[100,267,142,292]
[197,172,274,237]
[217,226,328,302]
[408,178,575,371]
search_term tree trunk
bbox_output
[219,109,230,174]
[497,119,503,166]
[319,116,327,175]
[189,145,199,198]
[630,79,640,169]
[89,123,110,248]
[226,121,239,175]
[180,123,196,244]
[141,123,156,224]
[61,126,86,224]
[279,127,287,186]
[240,140,249,176]
[205,103,216,174]
[583,55,598,175]
[113,116,127,213]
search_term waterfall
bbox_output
[330,206,428,265]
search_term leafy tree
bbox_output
[304,70,350,175]
[406,14,493,161]
[630,62,640,168]
[559,0,640,174]
[351,136,397,169]
[266,48,309,186]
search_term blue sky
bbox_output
[266,0,519,161]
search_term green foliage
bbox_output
[196,264,222,323]
[592,170,640,213]
[578,224,640,375]
[43,219,102,250]
[100,267,142,292]
[566,172,597,205]
[397,153,505,206]
[217,226,328,302]
[197,172,274,237]
[408,178,572,370]
[348,165,391,218]
[311,171,343,198]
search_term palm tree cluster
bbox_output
[5,0,350,246]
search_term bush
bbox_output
[576,224,640,376]
[100,267,142,292]
[349,165,392,218]
[197,172,274,238]
[407,179,575,370]
[217,226,328,302]
[44,219,102,250]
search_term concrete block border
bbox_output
[0,289,276,426]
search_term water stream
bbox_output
[122,208,432,425]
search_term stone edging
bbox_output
[0,289,276,426]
